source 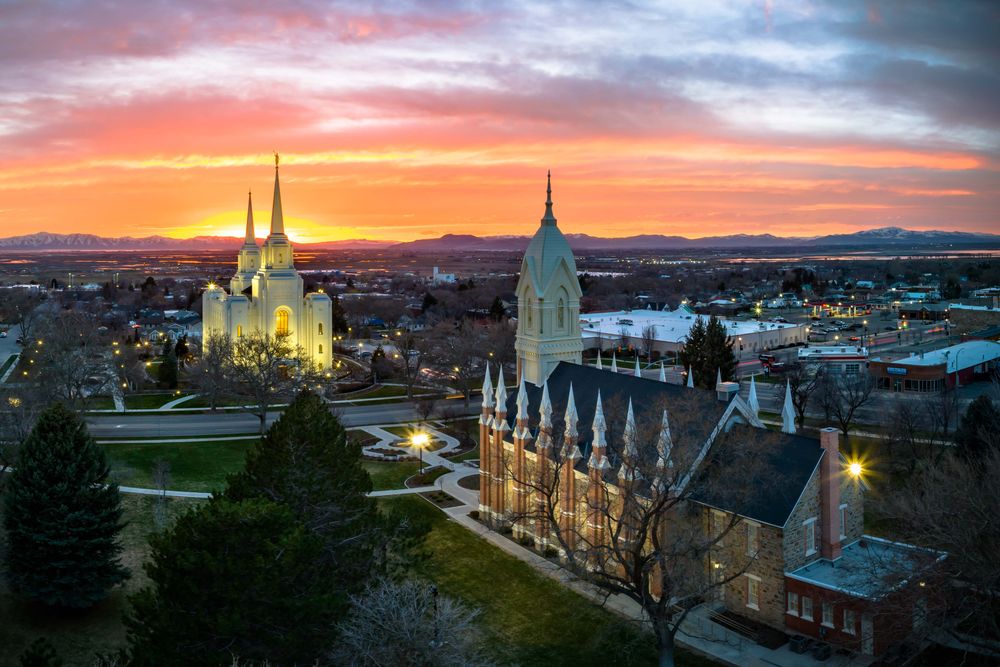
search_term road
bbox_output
[87,396,482,437]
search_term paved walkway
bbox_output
[358,423,462,465]
[159,393,198,410]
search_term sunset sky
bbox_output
[1,1,997,243]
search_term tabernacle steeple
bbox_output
[270,152,284,236]
[542,170,556,226]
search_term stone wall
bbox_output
[783,466,822,572]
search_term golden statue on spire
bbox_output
[274,151,279,168]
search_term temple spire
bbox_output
[244,190,256,245]
[596,353,603,370]
[634,360,642,378]
[687,366,694,388]
[541,170,557,226]
[270,152,284,235]
[481,363,495,410]
[611,351,618,373]
[564,384,579,441]
[658,361,667,382]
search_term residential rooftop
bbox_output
[872,340,1000,372]
[580,307,800,344]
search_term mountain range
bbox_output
[0,227,997,252]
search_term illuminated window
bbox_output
[276,310,289,336]
[746,522,760,556]
[318,323,324,335]
[237,325,242,338]
[804,518,817,556]
[318,344,323,354]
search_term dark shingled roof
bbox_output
[688,424,823,527]
[501,361,729,473]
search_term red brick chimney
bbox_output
[819,427,843,560]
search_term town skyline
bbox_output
[2,1,997,243]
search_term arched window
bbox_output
[557,298,565,329]
[318,344,324,354]
[276,309,289,336]
[318,322,324,335]
[236,325,243,338]
[526,298,533,327]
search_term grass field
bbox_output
[382,496,718,666]
[362,460,421,491]
[102,440,256,492]
[0,495,204,666]
[123,393,181,410]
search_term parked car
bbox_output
[848,336,861,342]
[0,331,6,338]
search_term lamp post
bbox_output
[411,432,430,472]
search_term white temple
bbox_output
[202,156,333,369]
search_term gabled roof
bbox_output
[688,425,823,527]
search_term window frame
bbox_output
[746,521,760,557]
[745,574,761,611]
[803,517,817,557]
[786,591,799,616]
[843,609,856,635]
[839,503,849,540]
[802,596,814,621]
[822,602,834,628]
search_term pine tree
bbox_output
[3,403,128,607]
[330,295,349,333]
[704,315,737,384]
[678,315,736,389]
[126,498,334,666]
[226,390,381,590]
[18,638,62,667]
[157,348,178,389]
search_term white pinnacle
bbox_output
[611,352,618,373]
[516,376,529,422]
[494,366,507,412]
[634,360,642,377]
[596,353,603,370]
[564,383,579,438]
[716,368,722,387]
[539,380,553,429]
[748,375,759,418]
[481,363,494,409]
[658,361,666,382]
[656,409,673,470]
[619,398,640,481]
[687,366,694,388]
[781,379,796,434]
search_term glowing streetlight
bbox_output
[411,432,430,472]
[848,461,863,478]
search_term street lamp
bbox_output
[411,432,430,472]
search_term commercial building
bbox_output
[797,346,869,375]
[869,340,1000,392]
[579,307,808,357]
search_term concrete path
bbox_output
[0,353,19,384]
[117,482,439,500]
[97,434,259,445]
[159,393,198,410]
[358,423,462,465]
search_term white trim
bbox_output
[821,601,834,628]
[839,503,849,540]
[801,595,814,621]
[746,520,760,557]
[786,591,800,616]
[803,517,817,557]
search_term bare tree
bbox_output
[786,364,820,429]
[423,321,483,406]
[502,394,779,667]
[877,449,1000,643]
[332,578,492,667]
[821,372,875,440]
[415,397,438,423]
[394,330,428,399]
[188,332,232,411]
[31,311,112,411]
[884,391,957,473]
[226,331,324,433]
[640,324,657,363]
[0,288,45,344]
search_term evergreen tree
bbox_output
[3,403,128,607]
[421,291,438,312]
[126,498,334,666]
[489,295,506,321]
[226,390,381,590]
[954,395,1000,460]
[157,348,178,389]
[173,336,188,364]
[18,638,62,667]
[330,295,349,333]
[678,315,736,389]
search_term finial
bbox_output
[546,170,551,204]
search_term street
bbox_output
[87,396,482,437]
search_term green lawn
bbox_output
[407,465,450,487]
[86,396,118,410]
[124,392,182,410]
[183,395,254,408]
[102,440,257,492]
[0,494,204,666]
[453,444,480,462]
[0,354,17,378]
[382,496,717,666]
[362,460,420,491]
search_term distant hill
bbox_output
[389,227,1000,252]
[1,227,997,252]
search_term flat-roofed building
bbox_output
[869,340,1000,391]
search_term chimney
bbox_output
[819,427,843,560]
[716,381,739,403]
